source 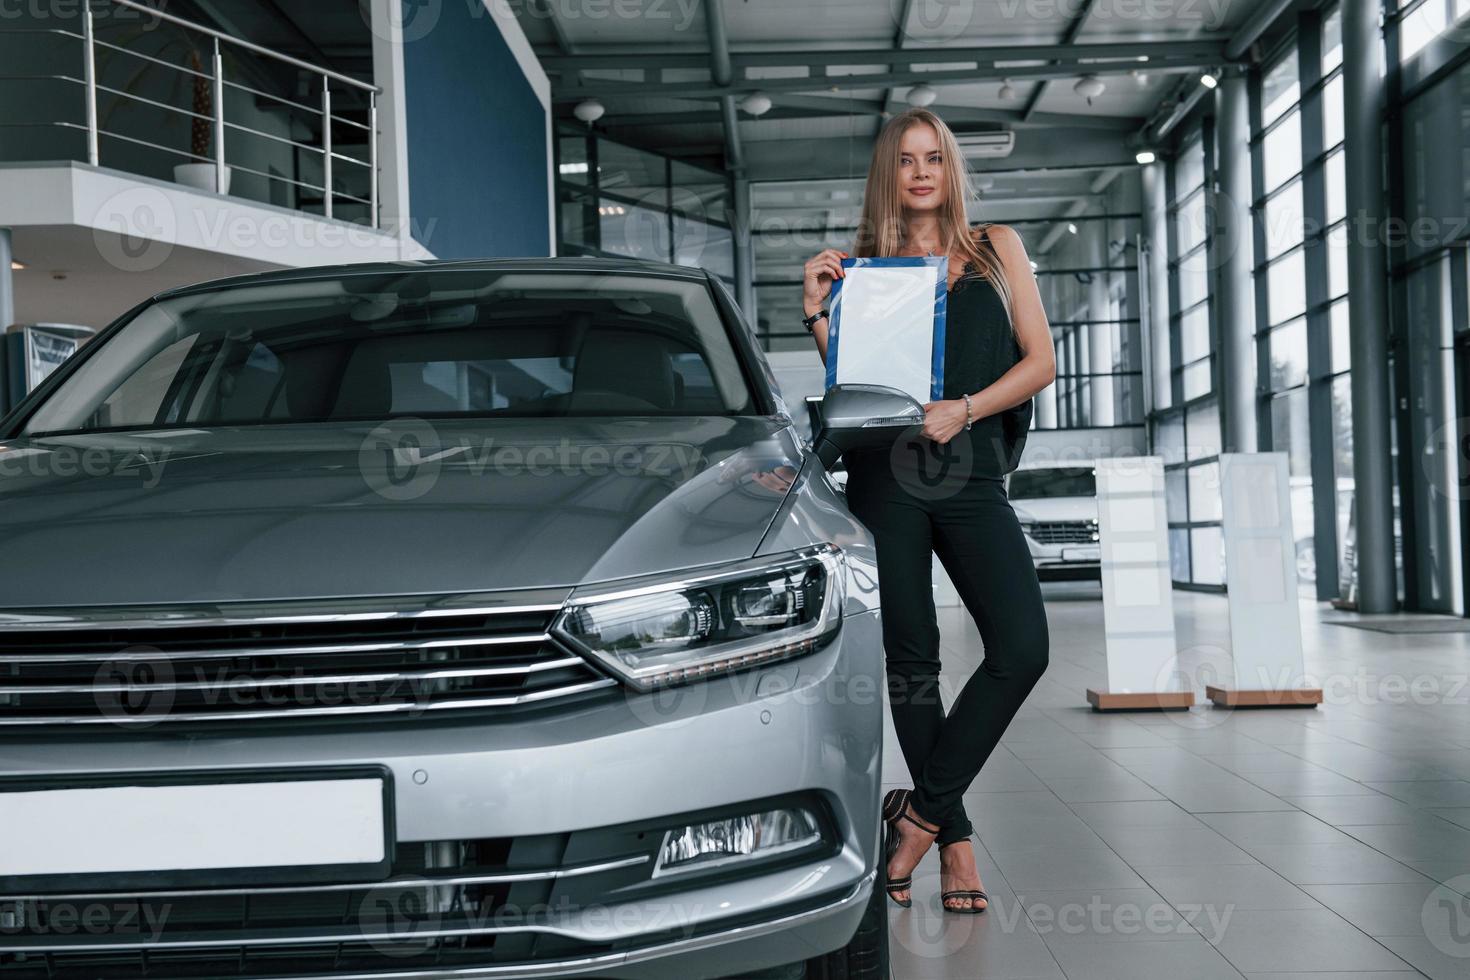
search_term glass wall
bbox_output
[1395,0,1470,62]
[1231,5,1353,597]
[1170,135,1213,404]
[1392,0,1470,612]
[1151,124,1224,588]
[1029,212,1147,430]
[553,126,734,288]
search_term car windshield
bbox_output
[21,269,755,436]
[1008,467,1096,499]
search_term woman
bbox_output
[801,108,1055,914]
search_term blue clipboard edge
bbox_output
[824,256,948,403]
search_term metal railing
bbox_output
[0,0,381,227]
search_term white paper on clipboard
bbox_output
[825,257,945,406]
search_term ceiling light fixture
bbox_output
[739,91,772,116]
[1074,74,1105,105]
[906,82,938,107]
[573,99,605,124]
[9,260,24,271]
[1200,72,1219,89]
[1135,150,1158,165]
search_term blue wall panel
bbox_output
[401,1,549,258]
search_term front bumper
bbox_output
[1026,539,1102,581]
[0,609,885,979]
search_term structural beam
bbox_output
[1226,0,1299,60]
[1022,0,1099,122]
[534,0,574,56]
[879,0,916,119]
[1341,0,1396,612]
[1036,168,1124,254]
[704,0,743,175]
[1145,76,1213,143]
[1214,70,1257,453]
[0,228,14,333]
[538,40,1237,73]
[1140,160,1171,413]
[555,60,1225,103]
[582,98,1143,132]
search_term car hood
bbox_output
[0,417,804,607]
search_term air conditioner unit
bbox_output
[954,131,1016,158]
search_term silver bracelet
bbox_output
[962,393,973,430]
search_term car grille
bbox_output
[0,602,616,726]
[0,795,840,979]
[0,834,641,978]
[1024,520,1099,545]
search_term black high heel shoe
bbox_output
[881,788,940,908]
[937,837,989,914]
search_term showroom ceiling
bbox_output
[514,0,1296,179]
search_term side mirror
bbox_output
[812,383,924,469]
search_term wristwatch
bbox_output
[801,308,829,333]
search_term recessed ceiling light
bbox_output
[1067,223,1079,235]
[1200,73,1219,89]
[1135,150,1157,164]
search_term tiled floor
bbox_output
[882,584,1470,980]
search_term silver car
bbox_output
[0,258,916,980]
[1008,463,1102,582]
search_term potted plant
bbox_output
[96,26,232,194]
[170,48,230,194]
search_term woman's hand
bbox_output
[802,248,848,313]
[921,399,968,444]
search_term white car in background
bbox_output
[1007,463,1102,581]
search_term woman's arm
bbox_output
[921,225,1056,443]
[802,248,848,364]
[966,224,1056,416]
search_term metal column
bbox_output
[1214,71,1258,453]
[1140,162,1172,413]
[733,177,756,327]
[0,229,14,331]
[1342,0,1397,612]
[1086,221,1115,426]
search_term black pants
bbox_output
[844,441,1050,847]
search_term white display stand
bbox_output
[1208,453,1322,708]
[1086,456,1194,711]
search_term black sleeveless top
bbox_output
[943,260,1033,476]
[841,255,1033,482]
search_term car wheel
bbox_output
[802,868,891,980]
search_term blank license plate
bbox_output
[0,775,387,881]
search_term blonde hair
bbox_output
[852,107,1014,324]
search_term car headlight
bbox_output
[652,806,824,878]
[551,544,845,691]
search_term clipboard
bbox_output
[823,256,947,405]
